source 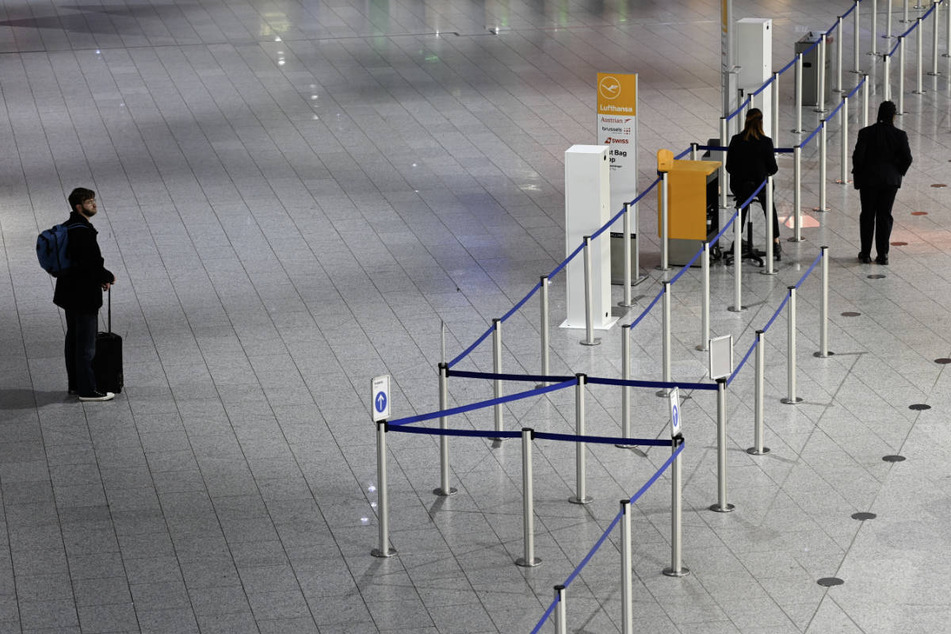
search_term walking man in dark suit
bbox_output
[852,101,913,265]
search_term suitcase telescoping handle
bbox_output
[107,286,112,334]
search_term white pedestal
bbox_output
[562,145,617,330]
[736,18,773,137]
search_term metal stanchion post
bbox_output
[771,72,780,138]
[371,420,397,557]
[838,97,850,184]
[581,236,600,346]
[440,320,446,364]
[863,73,870,126]
[435,363,457,496]
[690,142,698,161]
[817,246,834,358]
[885,53,892,101]
[904,0,910,22]
[619,325,632,444]
[539,275,549,380]
[854,2,861,72]
[871,0,879,55]
[763,176,775,275]
[720,118,730,206]
[554,586,567,634]
[710,379,735,512]
[492,318,504,436]
[815,120,829,211]
[931,1,940,74]
[836,17,844,92]
[782,286,804,404]
[730,210,744,312]
[657,282,672,396]
[663,437,689,577]
[620,499,633,633]
[633,201,643,283]
[916,17,925,92]
[698,242,711,349]
[888,0,894,38]
[747,330,770,455]
[620,203,633,308]
[794,54,804,133]
[817,33,828,113]
[899,36,906,114]
[792,146,803,242]
[569,374,592,504]
[515,428,541,567]
[661,172,670,272]
[946,0,951,57]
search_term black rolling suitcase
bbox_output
[93,288,123,394]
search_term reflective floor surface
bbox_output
[2,0,951,631]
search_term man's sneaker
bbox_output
[78,391,115,402]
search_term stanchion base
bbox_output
[913,90,927,95]
[371,547,397,558]
[812,207,830,213]
[760,269,778,276]
[781,397,804,404]
[655,389,670,398]
[696,344,708,351]
[791,129,803,133]
[813,351,836,358]
[728,305,745,312]
[813,108,828,114]
[568,495,594,505]
[489,437,508,443]
[927,72,941,76]
[747,447,771,455]
[515,557,542,568]
[709,503,735,513]
[662,566,690,578]
[580,338,602,346]
[835,180,851,185]
[433,487,458,496]
[787,236,805,243]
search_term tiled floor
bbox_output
[2,0,951,631]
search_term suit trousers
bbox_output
[65,309,98,395]
[858,186,898,258]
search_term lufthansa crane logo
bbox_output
[598,75,621,100]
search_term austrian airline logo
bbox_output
[599,75,621,100]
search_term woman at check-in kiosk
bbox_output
[726,108,782,261]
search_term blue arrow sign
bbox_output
[375,391,387,413]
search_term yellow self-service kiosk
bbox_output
[657,151,721,266]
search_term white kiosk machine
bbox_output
[563,145,616,330]
[736,18,773,137]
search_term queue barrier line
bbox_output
[450,369,720,392]
[532,441,685,633]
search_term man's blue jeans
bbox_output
[65,310,98,395]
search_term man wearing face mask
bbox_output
[53,187,117,401]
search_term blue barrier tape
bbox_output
[627,176,661,207]
[802,126,821,147]
[534,431,675,446]
[763,292,791,333]
[776,147,795,153]
[531,599,560,634]
[923,3,937,20]
[888,40,901,58]
[846,79,863,99]
[800,37,821,57]
[795,251,824,289]
[547,240,585,283]
[448,325,494,369]
[840,2,856,20]
[674,147,692,160]
[827,100,844,121]
[500,281,542,324]
[388,379,575,427]
[696,145,727,152]
[777,56,797,77]
[728,339,759,386]
[711,208,739,245]
[751,75,774,97]
[738,180,768,211]
[670,245,703,284]
[630,288,664,331]
[630,441,684,505]
[449,370,576,383]
[587,376,718,391]
[564,510,624,587]
[390,426,521,439]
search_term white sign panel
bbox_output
[709,335,735,381]
[371,375,390,422]
[669,387,682,438]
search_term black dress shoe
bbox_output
[858,253,872,264]
[875,255,889,265]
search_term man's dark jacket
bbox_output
[852,121,913,190]
[53,212,114,313]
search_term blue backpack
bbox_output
[36,221,83,277]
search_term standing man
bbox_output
[54,188,117,401]
[852,101,913,265]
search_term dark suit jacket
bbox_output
[53,212,114,313]
[851,122,913,190]
[726,133,778,196]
